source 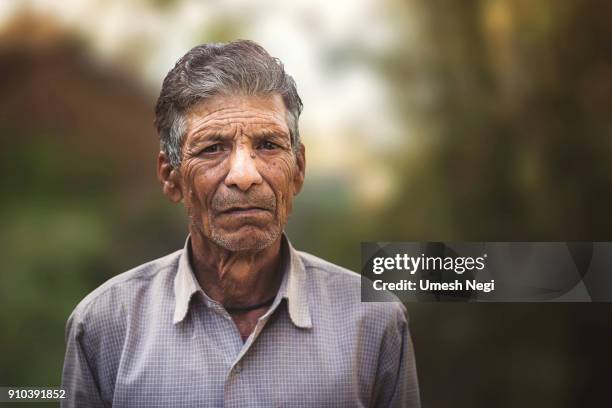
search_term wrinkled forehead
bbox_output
[184,93,291,139]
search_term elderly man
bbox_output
[61,40,420,407]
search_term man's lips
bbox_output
[218,206,272,215]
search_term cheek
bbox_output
[182,160,221,212]
[264,156,297,213]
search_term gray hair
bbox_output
[154,40,303,168]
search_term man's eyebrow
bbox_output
[188,131,230,144]
[253,130,290,140]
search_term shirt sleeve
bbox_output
[372,304,421,408]
[61,313,107,408]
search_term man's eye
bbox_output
[258,141,278,150]
[201,144,223,154]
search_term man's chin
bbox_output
[210,226,281,252]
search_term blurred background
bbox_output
[1,0,612,407]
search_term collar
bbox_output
[172,233,312,329]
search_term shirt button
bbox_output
[234,363,242,374]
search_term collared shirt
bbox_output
[61,235,420,407]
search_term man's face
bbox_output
[175,93,305,252]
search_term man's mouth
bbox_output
[219,206,271,215]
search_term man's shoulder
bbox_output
[296,250,361,283]
[295,249,408,323]
[68,249,182,327]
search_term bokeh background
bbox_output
[1,0,612,407]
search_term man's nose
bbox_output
[224,145,263,191]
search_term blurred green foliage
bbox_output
[0,137,113,386]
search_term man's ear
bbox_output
[293,143,306,195]
[157,151,183,203]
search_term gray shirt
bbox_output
[61,235,420,407]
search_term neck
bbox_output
[189,230,283,307]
